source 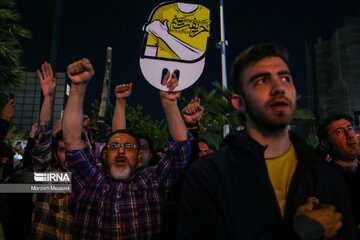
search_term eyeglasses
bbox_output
[107,143,138,151]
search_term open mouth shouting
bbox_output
[114,156,127,166]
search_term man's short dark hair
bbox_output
[317,114,354,143]
[107,129,140,147]
[198,138,208,146]
[231,43,289,95]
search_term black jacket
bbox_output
[178,130,356,240]
[332,162,360,239]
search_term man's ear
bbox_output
[231,94,246,112]
[137,152,143,168]
[320,139,329,151]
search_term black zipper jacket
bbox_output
[178,130,356,239]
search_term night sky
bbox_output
[17,0,360,120]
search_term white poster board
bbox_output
[140,2,211,91]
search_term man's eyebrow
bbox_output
[248,72,271,83]
[334,127,345,132]
[334,124,353,132]
[278,70,292,76]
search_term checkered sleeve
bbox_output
[65,143,100,197]
[32,121,53,171]
[144,133,193,200]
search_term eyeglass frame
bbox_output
[107,142,139,151]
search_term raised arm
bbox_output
[33,62,57,170]
[182,97,204,125]
[37,62,56,124]
[63,58,94,150]
[160,71,187,141]
[52,114,63,137]
[182,97,204,161]
[112,83,132,131]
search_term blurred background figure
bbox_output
[198,139,210,157]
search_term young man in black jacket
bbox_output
[178,43,356,240]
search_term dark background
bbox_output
[17,0,360,120]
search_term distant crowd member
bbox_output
[0,100,15,183]
[1,93,34,239]
[63,59,191,239]
[111,82,158,169]
[138,134,154,167]
[13,142,24,170]
[318,113,360,237]
[0,98,15,240]
[30,62,74,239]
[198,139,210,157]
[178,43,356,239]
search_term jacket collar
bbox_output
[221,129,322,179]
[220,129,267,153]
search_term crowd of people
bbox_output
[0,43,359,240]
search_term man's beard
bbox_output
[245,96,295,135]
[109,165,131,180]
[328,142,359,163]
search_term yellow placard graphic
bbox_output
[140,2,211,91]
[144,3,210,61]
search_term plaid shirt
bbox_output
[31,121,74,240]
[66,135,191,240]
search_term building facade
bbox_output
[4,72,68,132]
[311,18,360,130]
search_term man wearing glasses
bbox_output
[63,59,191,239]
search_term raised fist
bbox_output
[115,83,133,100]
[182,97,204,124]
[67,58,94,85]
